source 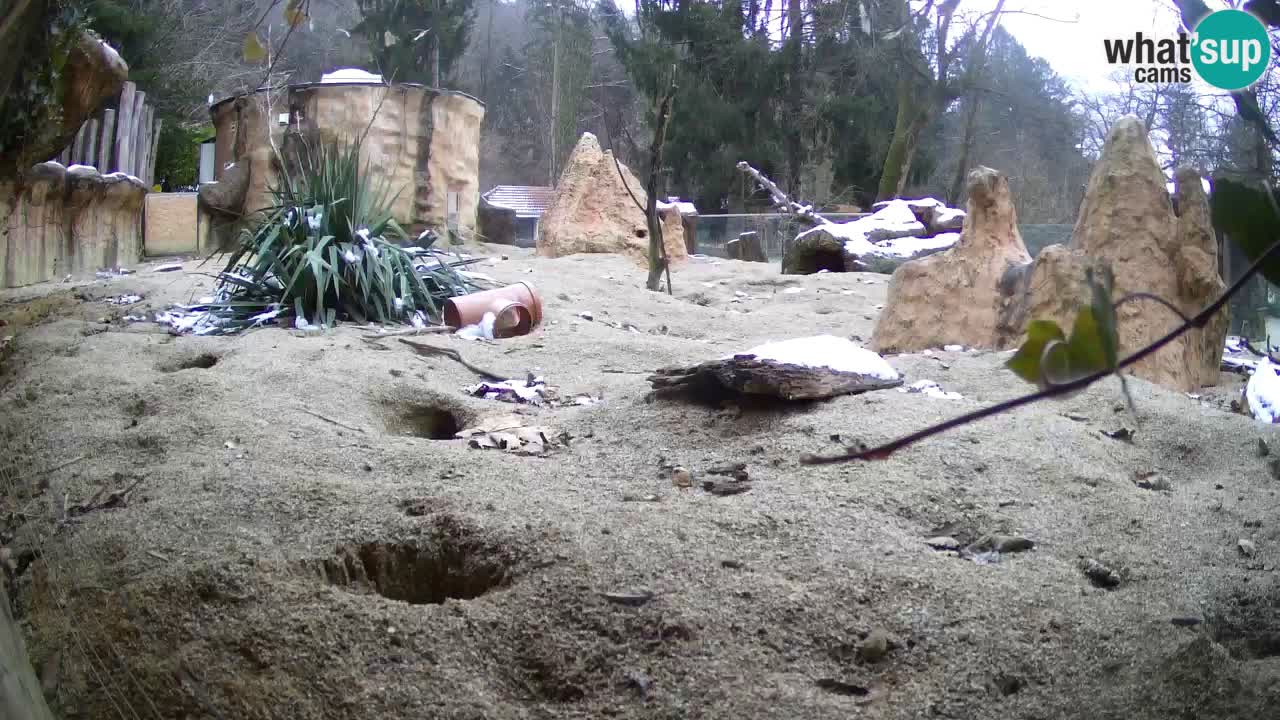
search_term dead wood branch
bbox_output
[398,339,509,380]
[736,162,832,226]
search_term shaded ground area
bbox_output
[2,245,1279,719]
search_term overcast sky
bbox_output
[973,0,1185,90]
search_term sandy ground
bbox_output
[2,244,1279,720]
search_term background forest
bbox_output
[83,0,1278,223]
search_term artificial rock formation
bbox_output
[1017,118,1227,392]
[0,162,146,288]
[871,167,1030,353]
[537,133,686,265]
[0,18,127,181]
[204,80,485,245]
[871,116,1228,393]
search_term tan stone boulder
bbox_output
[1018,117,1226,392]
[537,133,686,265]
[870,167,1032,353]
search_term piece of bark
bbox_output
[649,356,903,401]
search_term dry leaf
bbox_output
[243,32,267,63]
[284,0,307,27]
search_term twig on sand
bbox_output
[362,326,457,338]
[398,339,509,381]
[299,408,367,433]
[15,455,87,484]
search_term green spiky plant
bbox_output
[201,137,479,333]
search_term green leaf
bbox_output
[1007,320,1066,384]
[1086,266,1119,370]
[243,32,267,63]
[1210,176,1280,287]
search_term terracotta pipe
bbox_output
[444,282,543,336]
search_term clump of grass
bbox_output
[191,138,479,334]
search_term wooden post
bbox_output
[84,118,99,170]
[70,122,87,165]
[135,106,151,183]
[0,583,55,720]
[98,109,116,172]
[130,92,147,177]
[147,117,163,187]
[113,81,136,174]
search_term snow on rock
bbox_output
[785,197,965,275]
[320,68,385,84]
[859,200,927,241]
[660,197,698,215]
[733,335,899,381]
[933,207,966,231]
[1247,357,1280,423]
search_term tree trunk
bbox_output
[548,1,561,185]
[646,69,678,292]
[947,92,982,205]
[877,78,929,201]
[783,0,804,195]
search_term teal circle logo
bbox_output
[1192,9,1271,90]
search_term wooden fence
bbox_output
[55,80,161,186]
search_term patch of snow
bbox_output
[464,378,548,404]
[782,287,804,294]
[1247,357,1280,423]
[67,164,99,174]
[733,335,899,381]
[457,312,497,340]
[320,68,385,84]
[106,294,142,305]
[152,262,184,273]
[943,344,964,352]
[933,207,966,228]
[898,379,963,400]
[103,171,144,185]
[868,232,959,259]
[659,197,698,215]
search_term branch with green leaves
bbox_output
[801,177,1280,465]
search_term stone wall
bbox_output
[1,162,146,289]
[143,192,198,255]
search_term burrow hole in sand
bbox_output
[313,517,515,604]
[158,352,220,373]
[383,393,475,440]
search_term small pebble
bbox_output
[1082,558,1121,588]
[858,629,891,663]
[672,467,692,488]
[925,536,960,551]
[1238,539,1257,557]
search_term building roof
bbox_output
[484,185,556,217]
